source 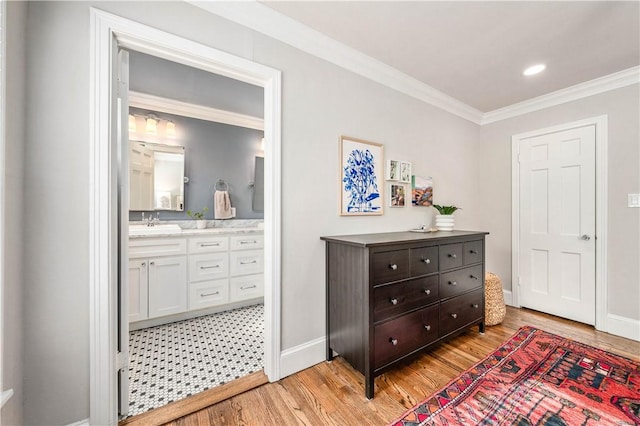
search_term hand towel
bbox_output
[214,190,233,219]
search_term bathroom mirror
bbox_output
[252,156,264,212]
[129,141,185,211]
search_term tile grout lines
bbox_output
[127,303,265,417]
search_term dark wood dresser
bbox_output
[321,230,488,398]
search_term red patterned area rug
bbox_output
[390,326,640,426]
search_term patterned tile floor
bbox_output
[126,303,264,417]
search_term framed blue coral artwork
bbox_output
[340,136,384,216]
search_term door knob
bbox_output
[580,234,591,241]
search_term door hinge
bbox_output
[116,351,128,371]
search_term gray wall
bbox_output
[15,1,638,424]
[479,84,640,321]
[128,107,264,221]
[2,2,26,425]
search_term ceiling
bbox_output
[261,1,640,113]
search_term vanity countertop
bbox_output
[128,226,263,239]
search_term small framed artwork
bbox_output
[400,161,412,183]
[340,136,384,215]
[387,160,400,181]
[412,175,433,206]
[389,184,406,207]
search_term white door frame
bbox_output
[89,9,282,425]
[511,115,608,331]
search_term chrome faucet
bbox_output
[141,212,160,227]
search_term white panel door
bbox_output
[518,125,596,324]
[129,141,154,211]
[148,255,187,318]
[128,259,148,322]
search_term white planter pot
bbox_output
[435,215,455,231]
[196,220,207,229]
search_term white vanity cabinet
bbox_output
[187,235,231,310]
[128,238,188,322]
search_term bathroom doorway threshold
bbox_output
[118,370,268,426]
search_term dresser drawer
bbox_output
[439,243,463,270]
[410,246,438,276]
[440,265,483,299]
[188,279,229,310]
[374,305,439,369]
[371,249,410,285]
[463,240,483,265]
[129,238,187,258]
[230,274,264,302]
[373,276,438,322]
[439,289,483,336]
[188,253,229,282]
[188,236,229,254]
[230,234,264,251]
[230,250,264,276]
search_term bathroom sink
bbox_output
[128,224,182,236]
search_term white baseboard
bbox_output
[503,289,514,306]
[606,314,640,342]
[66,419,89,426]
[279,336,326,379]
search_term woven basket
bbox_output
[485,272,506,326]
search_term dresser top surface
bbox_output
[321,230,488,247]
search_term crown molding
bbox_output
[129,91,264,131]
[187,0,484,124]
[482,66,640,125]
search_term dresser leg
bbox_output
[326,344,334,362]
[365,376,374,399]
[479,321,485,334]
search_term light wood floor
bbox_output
[162,307,638,426]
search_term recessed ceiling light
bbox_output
[523,64,546,76]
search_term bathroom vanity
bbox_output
[128,224,264,330]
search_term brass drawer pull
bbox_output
[451,313,458,319]
[423,289,431,295]
[424,325,431,331]
[389,264,398,270]
[448,253,457,259]
[389,338,398,346]
[390,298,399,305]
[200,291,220,297]
[469,249,478,254]
[470,275,479,280]
[471,303,479,309]
[200,265,220,269]
[448,281,457,286]
[422,258,431,264]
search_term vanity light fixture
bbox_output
[523,64,546,76]
[128,114,136,132]
[145,114,159,134]
[166,120,176,137]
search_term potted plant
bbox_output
[433,204,460,231]
[187,207,209,229]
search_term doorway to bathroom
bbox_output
[89,9,282,425]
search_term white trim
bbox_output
[502,289,513,306]
[187,0,483,124]
[606,314,640,342]
[0,0,6,413]
[279,336,326,379]
[1,389,13,409]
[90,8,282,425]
[511,116,608,331]
[187,1,638,126]
[129,91,264,131]
[66,419,90,426]
[483,67,639,124]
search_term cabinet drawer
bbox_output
[188,236,229,254]
[230,234,264,251]
[440,265,483,299]
[373,276,438,322]
[230,250,264,276]
[463,240,483,265]
[188,279,229,310]
[374,305,439,369]
[439,289,483,336]
[230,274,264,302]
[129,238,187,258]
[439,243,463,270]
[188,253,229,282]
[410,246,438,276]
[371,249,410,285]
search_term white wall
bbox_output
[2,2,26,425]
[479,84,640,322]
[22,2,482,424]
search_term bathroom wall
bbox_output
[128,107,264,221]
